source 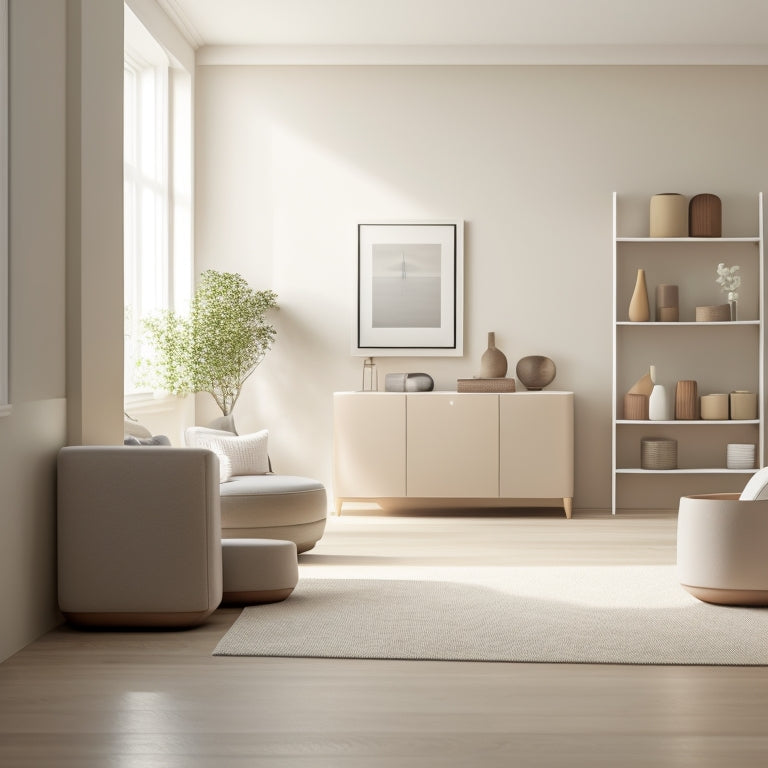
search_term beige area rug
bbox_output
[213,566,768,665]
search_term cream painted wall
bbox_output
[0,0,124,664]
[195,64,768,511]
[0,0,67,663]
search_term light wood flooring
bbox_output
[2,509,768,767]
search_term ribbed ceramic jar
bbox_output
[675,380,699,420]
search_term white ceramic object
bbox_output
[648,385,669,420]
[648,365,670,420]
[727,443,756,470]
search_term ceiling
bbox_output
[156,0,768,63]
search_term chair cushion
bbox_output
[219,474,327,530]
[739,467,768,500]
[219,474,325,497]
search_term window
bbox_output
[123,5,191,399]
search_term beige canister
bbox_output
[700,393,729,420]
[655,284,679,322]
[730,391,758,420]
[641,438,678,470]
[650,193,688,237]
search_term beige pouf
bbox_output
[220,475,327,553]
[221,538,299,605]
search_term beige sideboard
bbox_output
[333,391,574,517]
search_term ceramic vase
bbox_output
[700,394,729,420]
[650,193,687,237]
[648,365,670,420]
[516,355,556,391]
[689,193,722,237]
[655,284,679,322]
[628,269,650,322]
[649,385,670,421]
[730,391,757,420]
[480,332,508,378]
[208,412,237,434]
[624,393,649,420]
[675,380,699,420]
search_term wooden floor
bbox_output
[2,509,768,767]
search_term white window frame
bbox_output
[123,6,192,412]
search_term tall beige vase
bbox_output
[480,332,508,378]
[628,269,650,322]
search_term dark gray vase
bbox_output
[207,412,238,434]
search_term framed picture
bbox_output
[355,221,463,356]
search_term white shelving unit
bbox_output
[612,192,764,514]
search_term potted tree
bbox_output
[138,270,278,431]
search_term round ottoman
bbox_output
[220,475,327,554]
[677,493,768,605]
[221,538,298,605]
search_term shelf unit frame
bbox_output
[611,192,764,514]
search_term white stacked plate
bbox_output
[727,443,755,470]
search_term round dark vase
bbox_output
[516,356,556,391]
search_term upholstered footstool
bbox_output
[221,538,299,604]
[220,475,327,554]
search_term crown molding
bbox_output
[196,44,768,66]
[154,0,205,49]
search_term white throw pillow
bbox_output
[185,427,270,479]
[739,467,768,500]
[185,427,235,482]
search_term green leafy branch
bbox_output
[137,270,278,415]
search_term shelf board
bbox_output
[616,237,760,243]
[616,321,759,326]
[617,419,759,425]
[616,468,758,474]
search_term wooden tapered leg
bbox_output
[563,497,573,519]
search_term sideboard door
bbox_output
[333,393,406,500]
[406,393,499,498]
[499,392,574,500]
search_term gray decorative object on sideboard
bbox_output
[384,372,434,392]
